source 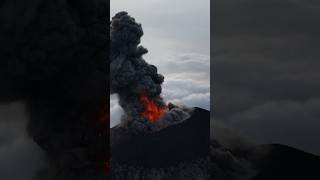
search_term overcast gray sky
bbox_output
[214,0,320,156]
[110,0,211,127]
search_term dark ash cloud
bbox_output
[110,12,196,133]
[110,12,166,133]
[0,0,108,179]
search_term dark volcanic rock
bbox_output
[111,107,210,179]
[111,107,210,167]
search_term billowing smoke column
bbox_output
[110,12,191,133]
[110,12,165,132]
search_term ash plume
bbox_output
[110,12,192,133]
[0,0,108,179]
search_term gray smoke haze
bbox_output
[209,141,259,180]
[210,114,258,180]
[0,102,47,180]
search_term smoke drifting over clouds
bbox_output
[214,0,320,155]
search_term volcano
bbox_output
[110,107,210,179]
[109,11,210,179]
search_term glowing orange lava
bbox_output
[139,94,166,122]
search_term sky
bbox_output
[214,0,320,155]
[110,0,211,127]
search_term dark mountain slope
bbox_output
[111,107,210,167]
[250,144,320,180]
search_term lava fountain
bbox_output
[139,94,167,122]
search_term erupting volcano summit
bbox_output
[110,12,191,133]
[110,12,210,180]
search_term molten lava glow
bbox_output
[139,94,166,122]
